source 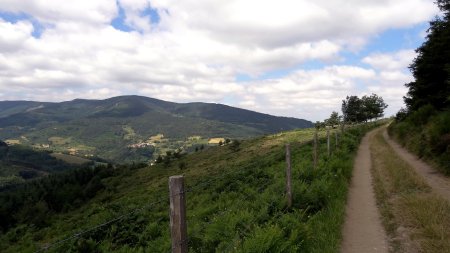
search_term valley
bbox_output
[0,96,313,164]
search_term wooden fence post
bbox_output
[327,129,330,157]
[169,176,188,253]
[313,130,318,169]
[285,144,292,208]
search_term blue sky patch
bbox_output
[111,3,133,32]
[0,11,45,38]
[111,1,160,33]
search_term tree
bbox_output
[325,111,340,126]
[361,94,388,120]
[315,121,322,129]
[404,0,450,111]
[342,96,363,122]
[342,94,387,122]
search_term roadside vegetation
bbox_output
[389,107,450,175]
[389,0,450,175]
[370,127,450,253]
[0,124,380,252]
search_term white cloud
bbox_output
[0,0,440,121]
[363,49,416,70]
[152,0,437,49]
[0,0,117,25]
[361,50,417,117]
[0,19,34,52]
[237,66,376,120]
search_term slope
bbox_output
[0,124,380,253]
[0,140,83,189]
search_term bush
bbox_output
[390,108,450,174]
[407,104,436,126]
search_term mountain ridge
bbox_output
[0,95,313,162]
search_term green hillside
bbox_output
[0,140,85,189]
[0,96,313,162]
[0,124,380,253]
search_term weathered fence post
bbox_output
[285,144,292,208]
[327,129,330,157]
[313,130,318,169]
[169,176,188,253]
[341,122,345,134]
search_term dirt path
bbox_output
[340,129,388,253]
[383,130,450,202]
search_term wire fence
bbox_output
[33,127,349,253]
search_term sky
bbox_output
[0,0,441,121]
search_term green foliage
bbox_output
[404,0,450,111]
[178,161,187,171]
[239,225,291,252]
[155,155,163,163]
[0,164,117,231]
[229,140,241,152]
[389,108,450,174]
[324,111,340,126]
[361,94,388,120]
[0,125,380,252]
[342,96,362,122]
[395,108,408,121]
[314,121,325,129]
[342,94,387,123]
[392,0,450,175]
[0,144,82,188]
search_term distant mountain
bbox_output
[0,96,313,162]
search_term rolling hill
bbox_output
[0,96,313,162]
[0,140,85,189]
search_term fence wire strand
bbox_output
[32,128,338,253]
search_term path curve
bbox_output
[383,130,450,202]
[340,129,388,253]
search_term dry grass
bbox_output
[370,127,450,253]
[399,194,450,253]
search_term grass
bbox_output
[50,153,92,165]
[370,127,450,253]
[48,136,72,145]
[0,125,378,253]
